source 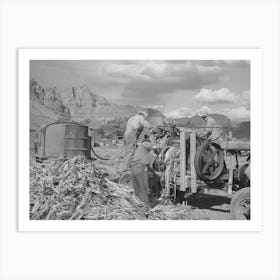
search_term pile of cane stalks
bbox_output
[148,202,211,220]
[30,156,197,220]
[30,156,148,220]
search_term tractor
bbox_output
[119,125,251,220]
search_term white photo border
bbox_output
[18,48,262,232]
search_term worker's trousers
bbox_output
[130,163,149,206]
[122,131,137,171]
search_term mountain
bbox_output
[30,80,249,139]
[172,115,250,140]
[30,95,69,129]
[30,79,165,130]
[172,113,232,128]
[58,86,165,127]
[30,79,69,115]
[232,121,250,140]
[30,80,70,129]
[170,114,232,138]
[59,85,111,117]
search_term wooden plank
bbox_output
[198,186,231,197]
[178,127,195,133]
[179,131,186,191]
[190,131,197,193]
[220,141,250,151]
[227,154,234,195]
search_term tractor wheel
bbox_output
[119,172,133,187]
[239,163,250,188]
[194,141,224,181]
[230,187,250,220]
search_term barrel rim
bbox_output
[44,121,88,132]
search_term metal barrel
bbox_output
[64,124,91,158]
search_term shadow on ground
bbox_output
[186,193,231,213]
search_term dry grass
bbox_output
[29,141,249,220]
[30,156,148,220]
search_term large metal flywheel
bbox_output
[194,141,224,181]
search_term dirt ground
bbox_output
[92,145,236,220]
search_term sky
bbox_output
[30,60,250,121]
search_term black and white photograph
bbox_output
[28,57,251,221]
[2,1,280,280]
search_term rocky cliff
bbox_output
[30,79,165,129]
[59,85,111,117]
[30,79,68,116]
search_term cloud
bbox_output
[166,104,250,122]
[165,107,195,119]
[30,60,249,113]
[194,88,250,108]
[223,60,250,67]
[177,60,250,68]
[223,106,250,121]
[42,60,225,106]
[104,61,225,105]
[142,104,165,114]
[166,105,213,119]
[197,105,212,115]
[194,88,237,104]
[239,90,250,109]
[75,60,222,86]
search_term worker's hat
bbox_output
[138,111,148,119]
[198,106,209,117]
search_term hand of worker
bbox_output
[154,171,162,177]
[147,127,155,136]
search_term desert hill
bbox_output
[172,113,231,128]
[30,95,70,130]
[30,79,165,130]
[30,79,250,140]
[171,114,250,140]
[232,121,250,140]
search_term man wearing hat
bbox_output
[197,107,221,142]
[130,139,159,206]
[122,111,151,171]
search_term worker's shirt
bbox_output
[130,144,155,168]
[245,163,250,179]
[205,116,221,141]
[198,116,221,141]
[124,115,151,137]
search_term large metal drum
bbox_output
[44,123,66,158]
[64,124,91,158]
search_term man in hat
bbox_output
[130,139,159,206]
[122,111,151,171]
[197,107,221,142]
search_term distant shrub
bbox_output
[95,117,128,140]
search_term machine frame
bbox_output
[178,127,250,219]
